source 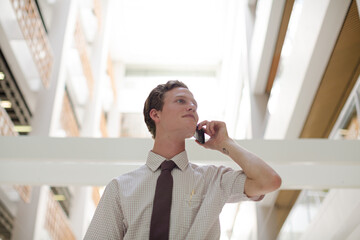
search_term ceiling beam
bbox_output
[257,190,301,240]
[249,0,286,94]
[265,0,294,94]
[264,0,352,139]
[0,137,359,187]
[300,0,360,138]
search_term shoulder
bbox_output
[187,163,241,178]
[188,162,234,172]
[111,165,150,188]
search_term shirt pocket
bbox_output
[180,193,204,230]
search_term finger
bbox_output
[207,121,217,136]
[197,120,208,130]
[202,138,215,149]
[205,121,212,136]
[195,139,210,149]
[198,121,209,134]
[210,121,216,135]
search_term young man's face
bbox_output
[156,87,199,139]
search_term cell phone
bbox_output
[194,127,205,144]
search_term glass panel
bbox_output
[277,190,328,240]
[334,104,359,140]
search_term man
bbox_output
[84,80,281,239]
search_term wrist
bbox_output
[219,138,235,155]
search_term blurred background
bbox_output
[0,0,359,239]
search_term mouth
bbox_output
[182,114,196,121]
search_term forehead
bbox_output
[164,87,195,99]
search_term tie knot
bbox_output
[161,160,176,171]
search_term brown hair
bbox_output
[143,80,188,138]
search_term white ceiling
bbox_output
[109,0,227,66]
[105,0,240,136]
[37,0,247,137]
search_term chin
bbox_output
[177,122,197,138]
[184,129,196,139]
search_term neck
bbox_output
[152,135,186,159]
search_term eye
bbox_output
[176,99,186,104]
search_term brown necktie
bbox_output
[149,160,176,240]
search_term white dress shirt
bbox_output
[84,150,263,240]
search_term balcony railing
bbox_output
[13,185,32,203]
[60,91,79,137]
[344,115,359,139]
[100,111,108,137]
[0,106,18,136]
[94,0,102,29]
[10,0,53,88]
[45,190,75,240]
[92,187,101,207]
[74,17,94,98]
[107,54,117,101]
[0,107,33,203]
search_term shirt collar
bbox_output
[146,150,189,172]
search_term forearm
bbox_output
[197,120,281,195]
[220,138,281,193]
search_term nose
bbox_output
[187,102,197,112]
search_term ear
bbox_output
[149,109,161,123]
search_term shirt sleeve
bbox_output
[84,179,124,240]
[217,166,264,203]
